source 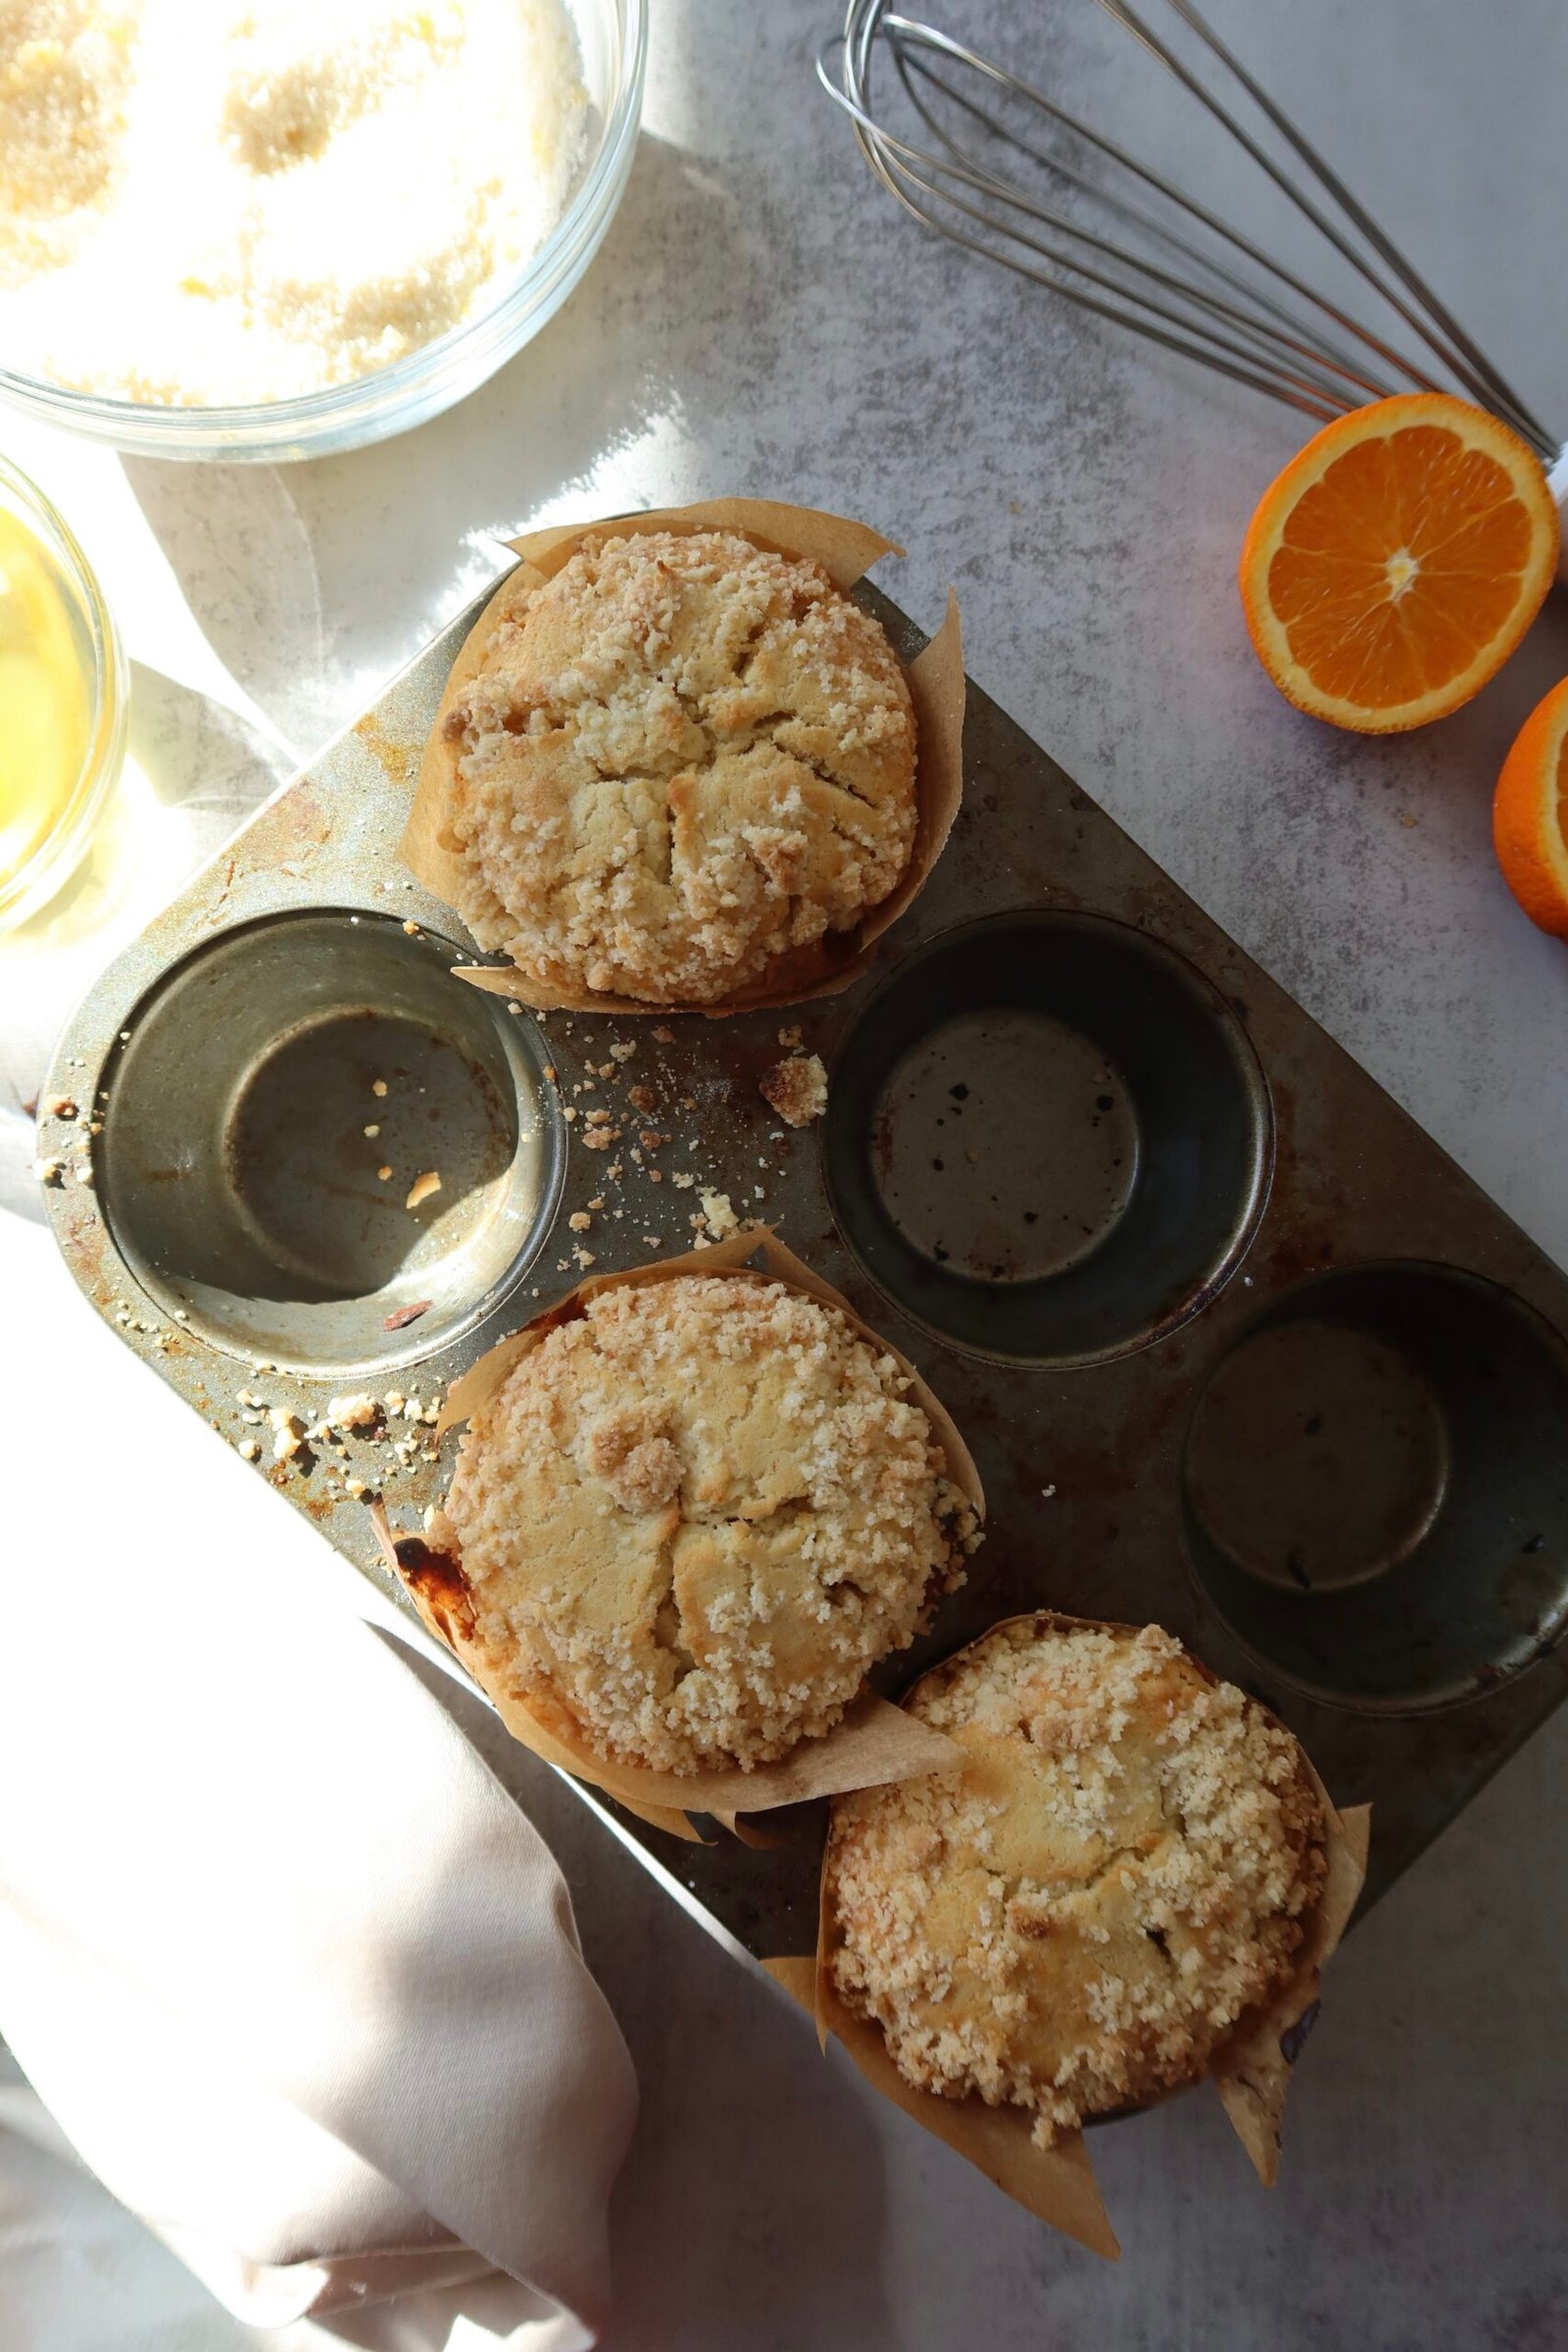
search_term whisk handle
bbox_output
[1548,448,1568,584]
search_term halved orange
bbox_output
[1240,393,1559,734]
[1494,676,1568,937]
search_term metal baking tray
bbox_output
[39,574,1568,1967]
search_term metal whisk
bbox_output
[819,0,1561,469]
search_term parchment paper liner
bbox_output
[764,1609,1370,2259]
[400,499,965,1015]
[371,1229,985,1842]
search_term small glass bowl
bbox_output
[0,456,127,932]
[0,0,646,464]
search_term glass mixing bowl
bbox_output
[0,0,646,464]
[0,455,126,931]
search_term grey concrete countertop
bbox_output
[5,0,1567,2342]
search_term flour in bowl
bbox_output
[0,0,589,405]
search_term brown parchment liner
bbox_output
[399,499,966,1016]
[371,1229,985,1842]
[764,1610,1370,2260]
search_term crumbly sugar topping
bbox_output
[437,1274,977,1773]
[444,531,918,1004]
[826,1618,1327,2142]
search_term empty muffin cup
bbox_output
[824,909,1273,1366]
[1182,1262,1568,1712]
[97,908,562,1372]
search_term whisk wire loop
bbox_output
[890,41,1409,409]
[1091,0,1547,445]
[821,0,1556,461]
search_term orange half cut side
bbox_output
[1240,394,1558,734]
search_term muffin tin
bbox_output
[39,570,1568,1965]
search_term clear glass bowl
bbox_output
[0,456,126,931]
[0,0,646,464]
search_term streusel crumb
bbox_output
[826,1617,1326,2141]
[438,530,917,1004]
[436,1275,978,1773]
[760,1051,828,1127]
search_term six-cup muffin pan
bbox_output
[39,570,1568,1963]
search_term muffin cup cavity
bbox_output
[823,910,1273,1366]
[375,1226,986,1838]
[97,909,563,1374]
[1182,1263,1568,1713]
[400,499,965,1015]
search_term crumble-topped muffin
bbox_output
[432,1275,978,1773]
[435,528,917,1003]
[825,1617,1326,2142]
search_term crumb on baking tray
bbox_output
[760,1052,827,1128]
[383,1299,432,1331]
[325,1393,379,1429]
[270,1407,304,1461]
[698,1188,739,1239]
[406,1170,442,1209]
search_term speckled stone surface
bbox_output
[3,0,1567,2341]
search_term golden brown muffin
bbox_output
[825,1617,1326,2142]
[436,529,917,1003]
[433,1275,978,1774]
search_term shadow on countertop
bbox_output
[393,1643,900,2352]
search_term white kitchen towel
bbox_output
[0,1212,638,2348]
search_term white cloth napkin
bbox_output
[0,1212,638,2348]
